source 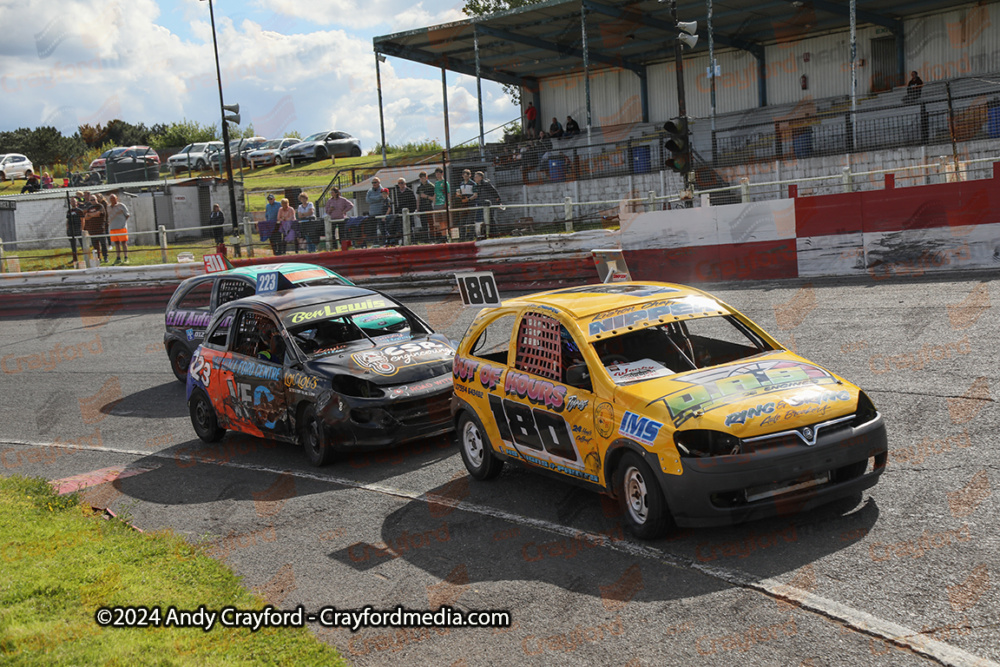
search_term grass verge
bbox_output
[0,475,346,666]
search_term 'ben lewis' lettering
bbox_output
[289,299,388,325]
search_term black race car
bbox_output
[185,285,455,466]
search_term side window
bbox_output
[558,325,590,389]
[206,312,234,347]
[513,312,561,381]
[470,314,516,364]
[231,310,278,359]
[177,281,213,311]
[217,279,255,307]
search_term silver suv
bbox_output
[167,142,224,174]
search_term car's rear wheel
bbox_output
[458,412,503,480]
[189,388,226,443]
[616,451,669,539]
[350,146,362,158]
[299,404,334,466]
[169,344,191,383]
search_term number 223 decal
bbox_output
[190,352,212,386]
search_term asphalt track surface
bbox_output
[1,273,998,666]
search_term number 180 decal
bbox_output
[456,271,501,307]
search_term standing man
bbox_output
[393,178,417,243]
[366,177,387,245]
[473,171,501,238]
[324,187,354,250]
[210,203,225,252]
[262,194,280,256]
[415,171,435,241]
[456,169,477,240]
[107,193,130,264]
[65,192,84,266]
[297,192,318,253]
[524,101,538,139]
[432,167,450,242]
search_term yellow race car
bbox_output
[451,282,887,538]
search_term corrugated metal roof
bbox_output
[374,0,984,83]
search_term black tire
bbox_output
[615,451,669,539]
[458,412,503,480]
[350,146,362,158]
[0,172,6,182]
[195,159,206,170]
[299,404,334,466]
[189,388,226,443]
[275,156,283,165]
[169,344,192,383]
[315,148,328,160]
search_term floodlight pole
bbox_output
[669,0,691,196]
[205,0,239,251]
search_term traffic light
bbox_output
[663,116,690,174]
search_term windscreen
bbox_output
[283,299,423,358]
[591,315,774,385]
[303,132,326,142]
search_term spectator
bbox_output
[20,169,40,194]
[324,187,354,250]
[564,116,581,137]
[432,167,450,241]
[83,194,108,263]
[393,178,418,240]
[41,172,53,189]
[297,192,318,253]
[473,171,501,238]
[456,169,477,240]
[525,101,538,138]
[261,194,280,255]
[549,117,564,138]
[209,203,225,247]
[415,171,435,239]
[276,198,296,255]
[380,188,399,245]
[363,177,383,244]
[65,192,84,266]
[107,193,130,264]
[905,70,924,103]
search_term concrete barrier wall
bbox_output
[3,167,999,318]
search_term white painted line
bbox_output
[2,437,997,667]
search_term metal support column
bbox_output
[376,52,388,167]
[442,68,451,163]
[707,0,717,162]
[474,26,485,157]
[581,4,593,146]
[850,0,858,155]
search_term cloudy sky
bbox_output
[0,0,520,150]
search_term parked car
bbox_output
[0,153,36,181]
[185,285,455,466]
[247,138,301,168]
[211,137,267,169]
[91,146,160,176]
[451,281,888,538]
[167,142,224,174]
[89,148,130,176]
[284,131,362,164]
[163,261,405,382]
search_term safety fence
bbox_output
[4,153,999,274]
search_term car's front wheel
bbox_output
[615,451,669,539]
[315,148,328,160]
[0,172,6,182]
[458,412,503,480]
[195,159,206,170]
[189,388,226,443]
[274,156,283,165]
[169,344,191,383]
[299,404,334,466]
